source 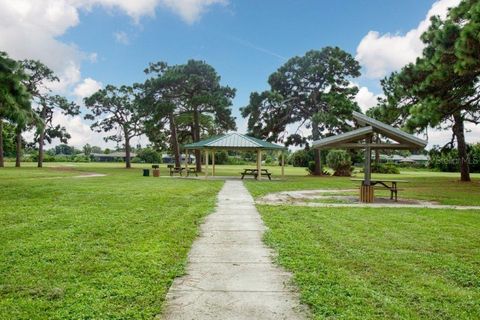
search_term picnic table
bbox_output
[351,179,408,202]
[167,165,198,177]
[240,168,272,180]
[167,165,184,176]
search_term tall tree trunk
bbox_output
[169,113,181,168]
[124,133,131,169]
[193,107,202,172]
[453,112,470,182]
[37,107,47,168]
[0,119,4,168]
[15,129,22,167]
[37,128,45,168]
[311,121,321,175]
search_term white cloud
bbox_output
[356,0,460,79]
[88,52,98,63]
[114,31,130,45]
[74,78,103,100]
[0,0,228,147]
[425,123,480,149]
[354,85,383,112]
[161,0,228,24]
[0,0,227,90]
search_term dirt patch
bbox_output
[45,166,106,178]
[256,189,451,208]
[73,173,106,178]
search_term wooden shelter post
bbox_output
[281,151,285,178]
[360,146,374,202]
[256,149,262,180]
[204,150,209,179]
[184,150,189,170]
[364,146,371,185]
[212,149,216,176]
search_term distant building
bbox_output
[90,152,136,162]
[381,154,429,165]
[161,153,196,164]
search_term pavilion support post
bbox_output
[256,149,262,180]
[360,146,374,203]
[205,150,209,179]
[319,150,323,175]
[184,150,189,170]
[281,151,285,178]
[212,149,216,176]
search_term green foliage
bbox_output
[84,84,143,168]
[1,121,16,156]
[73,155,90,162]
[131,157,143,163]
[370,163,400,174]
[54,144,76,155]
[289,149,314,167]
[390,1,480,181]
[137,147,162,164]
[225,156,249,165]
[141,60,236,169]
[242,47,361,173]
[326,150,352,176]
[0,52,31,120]
[83,143,92,156]
[429,144,480,173]
[307,160,316,174]
[21,61,79,158]
[213,150,228,165]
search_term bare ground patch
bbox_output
[256,189,480,210]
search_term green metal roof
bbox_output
[183,133,286,150]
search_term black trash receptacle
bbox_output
[143,169,150,177]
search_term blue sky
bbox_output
[2,0,474,148]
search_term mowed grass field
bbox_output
[245,171,480,320]
[0,163,223,319]
[1,162,480,319]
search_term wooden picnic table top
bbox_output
[350,179,408,183]
[243,168,270,172]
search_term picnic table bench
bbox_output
[351,179,408,202]
[240,168,272,180]
[167,165,198,177]
[167,165,184,176]
[185,167,198,177]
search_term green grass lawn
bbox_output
[0,163,223,319]
[242,170,480,319]
[258,205,480,319]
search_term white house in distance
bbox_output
[381,154,429,165]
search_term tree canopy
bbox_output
[242,47,361,174]
[387,1,480,181]
[84,85,143,168]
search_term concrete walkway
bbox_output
[162,180,307,320]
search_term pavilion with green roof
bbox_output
[183,132,286,179]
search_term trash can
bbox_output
[153,169,160,177]
[143,169,150,177]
